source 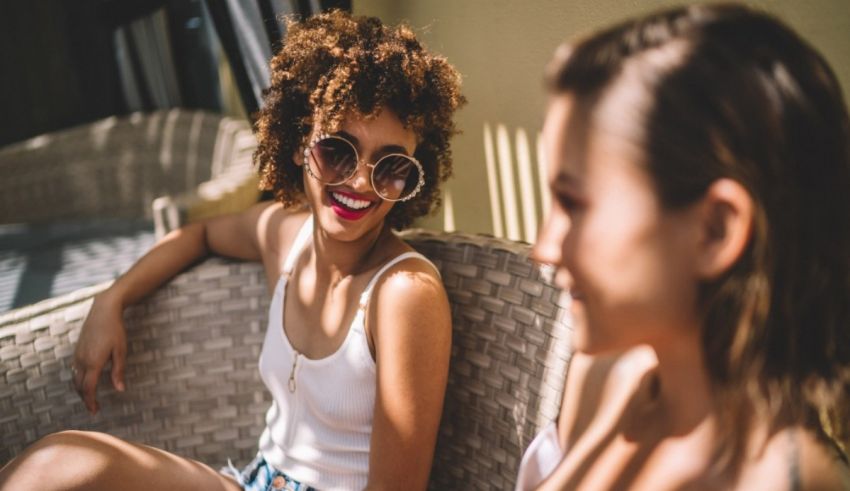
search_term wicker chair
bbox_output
[0,108,259,236]
[0,230,572,490]
[0,109,260,312]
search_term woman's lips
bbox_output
[327,190,376,221]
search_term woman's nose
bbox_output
[532,209,569,267]
[347,160,374,193]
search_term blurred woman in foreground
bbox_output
[523,4,850,489]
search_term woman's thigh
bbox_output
[0,430,242,491]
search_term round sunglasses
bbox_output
[303,133,425,202]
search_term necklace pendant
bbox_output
[288,352,300,393]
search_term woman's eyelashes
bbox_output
[553,189,584,214]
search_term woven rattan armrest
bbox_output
[152,170,261,238]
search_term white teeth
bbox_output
[332,192,371,210]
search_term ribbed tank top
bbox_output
[257,216,438,490]
[515,421,564,490]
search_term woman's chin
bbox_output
[570,313,625,356]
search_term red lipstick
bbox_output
[327,190,375,221]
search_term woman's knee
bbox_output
[14,430,97,464]
[0,431,122,490]
[32,430,118,459]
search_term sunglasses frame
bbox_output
[302,133,425,202]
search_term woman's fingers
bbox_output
[71,355,104,414]
[71,363,84,395]
[81,368,101,414]
[72,293,128,413]
[111,345,126,392]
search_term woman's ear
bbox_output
[694,178,754,280]
[294,146,305,167]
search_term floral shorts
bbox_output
[221,453,316,491]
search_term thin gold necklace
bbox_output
[286,224,386,393]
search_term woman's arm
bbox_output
[535,348,656,491]
[72,201,277,413]
[364,261,452,490]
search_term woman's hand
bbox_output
[72,290,127,414]
[66,202,275,415]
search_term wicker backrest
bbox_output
[0,259,270,464]
[0,231,572,488]
[408,231,572,490]
[0,109,253,224]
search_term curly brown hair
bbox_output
[254,10,465,229]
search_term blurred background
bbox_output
[354,0,850,240]
[0,0,848,311]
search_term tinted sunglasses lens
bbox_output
[373,155,422,200]
[310,137,356,183]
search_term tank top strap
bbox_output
[282,215,313,275]
[357,251,439,310]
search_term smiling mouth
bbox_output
[327,190,376,219]
[330,191,372,210]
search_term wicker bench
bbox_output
[0,109,260,311]
[0,108,258,230]
[0,230,572,490]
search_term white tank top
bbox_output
[257,216,438,490]
[515,421,565,490]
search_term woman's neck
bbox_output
[309,220,391,285]
[650,330,717,437]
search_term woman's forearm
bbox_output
[106,221,209,308]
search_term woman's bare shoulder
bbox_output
[794,427,849,490]
[253,202,308,251]
[254,202,309,235]
[368,232,438,284]
[740,425,850,491]
[245,202,310,286]
[370,240,445,312]
[368,233,447,325]
[557,346,657,448]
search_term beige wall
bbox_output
[353,0,850,239]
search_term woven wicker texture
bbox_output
[0,230,572,489]
[152,115,261,238]
[0,109,254,225]
[406,230,572,490]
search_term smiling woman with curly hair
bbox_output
[256,10,465,229]
[0,9,464,491]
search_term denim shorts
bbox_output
[221,453,316,491]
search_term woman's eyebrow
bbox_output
[335,130,411,156]
[554,171,582,189]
